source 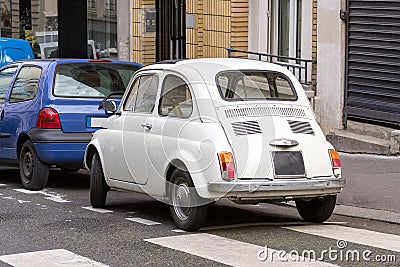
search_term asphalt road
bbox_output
[338,153,400,213]
[0,153,398,267]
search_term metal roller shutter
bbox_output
[345,0,400,126]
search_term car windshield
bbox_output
[53,63,140,98]
[216,70,297,101]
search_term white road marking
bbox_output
[14,189,71,203]
[125,217,161,226]
[171,229,187,233]
[0,249,108,267]
[44,197,71,203]
[2,196,16,200]
[82,206,113,213]
[0,183,7,187]
[17,200,31,204]
[145,233,338,267]
[283,224,400,252]
[14,189,37,194]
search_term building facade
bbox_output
[3,0,396,134]
[131,0,249,66]
[0,0,122,60]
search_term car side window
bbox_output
[159,75,193,118]
[9,66,42,103]
[124,74,159,113]
[0,66,18,104]
[124,77,140,111]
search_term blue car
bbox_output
[0,59,141,190]
[0,38,34,68]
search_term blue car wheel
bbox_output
[19,140,49,191]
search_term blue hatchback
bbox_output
[0,59,141,190]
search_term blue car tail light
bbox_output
[36,108,62,129]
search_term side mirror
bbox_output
[102,100,117,113]
[99,91,124,114]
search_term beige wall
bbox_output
[132,0,248,65]
[131,0,156,66]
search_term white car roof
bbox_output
[142,58,289,74]
[138,58,308,106]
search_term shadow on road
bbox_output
[0,167,303,229]
[104,194,303,229]
[0,167,90,190]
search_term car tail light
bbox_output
[218,152,235,181]
[329,149,341,168]
[36,108,61,129]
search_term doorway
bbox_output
[156,0,186,61]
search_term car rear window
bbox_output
[216,71,297,101]
[53,63,140,98]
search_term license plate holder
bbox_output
[272,151,306,177]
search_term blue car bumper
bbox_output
[29,129,92,165]
[34,142,88,164]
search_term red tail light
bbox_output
[329,149,341,168]
[218,152,235,181]
[36,108,61,129]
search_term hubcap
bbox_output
[22,149,34,180]
[172,178,191,221]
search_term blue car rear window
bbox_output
[53,63,140,98]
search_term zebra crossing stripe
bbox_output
[0,249,108,267]
[145,233,338,267]
[283,224,400,252]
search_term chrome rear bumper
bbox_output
[208,177,346,199]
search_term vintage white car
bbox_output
[84,58,346,231]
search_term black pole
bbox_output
[57,0,87,58]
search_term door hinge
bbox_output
[340,10,349,21]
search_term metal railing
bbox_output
[227,48,316,86]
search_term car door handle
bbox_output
[141,123,153,130]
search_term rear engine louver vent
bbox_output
[225,107,306,119]
[288,120,314,135]
[231,121,262,136]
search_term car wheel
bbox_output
[19,140,49,191]
[169,169,208,231]
[90,153,109,208]
[60,164,81,172]
[295,195,337,223]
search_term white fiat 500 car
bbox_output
[84,58,346,231]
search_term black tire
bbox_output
[90,153,109,208]
[296,195,337,223]
[60,164,81,172]
[19,140,49,191]
[169,169,208,231]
